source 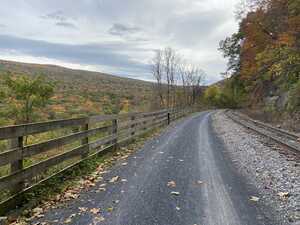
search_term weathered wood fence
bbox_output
[0,107,193,214]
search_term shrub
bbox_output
[287,79,300,113]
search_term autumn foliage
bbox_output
[219,0,300,109]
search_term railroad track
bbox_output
[226,110,300,154]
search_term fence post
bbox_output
[10,136,24,194]
[81,122,89,158]
[167,112,170,125]
[112,119,118,150]
[143,115,147,131]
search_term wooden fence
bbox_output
[0,107,193,214]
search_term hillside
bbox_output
[0,60,154,125]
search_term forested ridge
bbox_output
[0,60,153,126]
[211,0,300,117]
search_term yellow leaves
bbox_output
[107,207,114,212]
[269,63,283,77]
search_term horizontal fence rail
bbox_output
[0,107,194,214]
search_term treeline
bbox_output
[151,47,206,109]
[213,0,300,113]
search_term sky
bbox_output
[0,0,240,84]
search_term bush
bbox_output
[287,79,300,112]
[204,77,248,109]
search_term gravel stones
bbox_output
[213,111,300,224]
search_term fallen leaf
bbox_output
[64,192,79,199]
[90,208,100,215]
[121,162,128,166]
[167,181,176,188]
[79,207,88,212]
[94,216,105,222]
[32,207,43,214]
[64,218,72,224]
[121,179,128,182]
[278,192,289,198]
[107,207,114,212]
[109,176,119,183]
[196,180,204,185]
[171,191,180,196]
[113,200,120,204]
[98,187,106,192]
[249,196,260,202]
[176,207,180,211]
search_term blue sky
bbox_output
[0,0,239,84]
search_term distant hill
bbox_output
[0,60,154,122]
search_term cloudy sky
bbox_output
[0,0,239,84]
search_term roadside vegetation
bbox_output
[208,0,300,130]
[0,60,154,127]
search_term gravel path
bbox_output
[213,110,300,225]
[29,111,278,225]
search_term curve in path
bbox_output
[33,111,277,225]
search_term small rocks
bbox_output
[213,111,300,224]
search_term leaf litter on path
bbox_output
[167,181,176,188]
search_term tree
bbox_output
[151,47,180,108]
[151,50,165,108]
[204,86,221,107]
[163,47,179,108]
[219,32,243,76]
[151,47,206,108]
[220,0,300,107]
[3,73,54,124]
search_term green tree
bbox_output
[2,73,54,124]
[204,85,221,106]
[219,32,243,76]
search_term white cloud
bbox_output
[0,0,240,84]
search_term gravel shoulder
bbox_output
[212,110,300,224]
